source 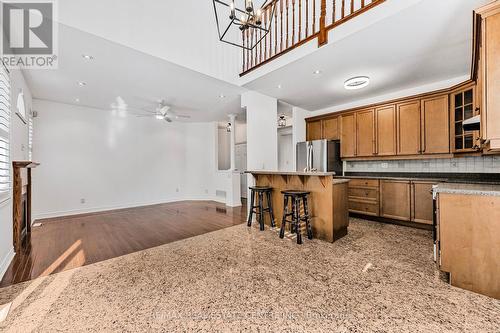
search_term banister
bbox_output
[240,0,386,76]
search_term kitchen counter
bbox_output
[246,170,336,177]
[432,183,500,197]
[246,171,350,242]
[341,172,500,184]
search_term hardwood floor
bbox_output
[0,200,247,288]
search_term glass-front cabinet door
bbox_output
[451,85,480,152]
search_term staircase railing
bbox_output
[241,0,386,75]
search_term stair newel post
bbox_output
[318,0,328,46]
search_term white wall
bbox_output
[278,130,294,171]
[32,101,241,220]
[292,107,310,171]
[241,91,278,171]
[32,99,189,219]
[0,69,32,278]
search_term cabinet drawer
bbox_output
[349,199,379,216]
[348,187,379,200]
[348,179,379,188]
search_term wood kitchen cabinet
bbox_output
[380,180,411,221]
[306,120,322,141]
[477,2,500,151]
[322,117,339,140]
[375,105,397,156]
[451,85,480,152]
[411,181,434,225]
[421,95,450,154]
[396,101,421,155]
[356,109,375,157]
[341,113,356,158]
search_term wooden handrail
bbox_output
[241,0,386,75]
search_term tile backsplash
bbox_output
[345,156,500,174]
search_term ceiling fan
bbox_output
[133,101,191,122]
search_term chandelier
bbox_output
[213,0,276,50]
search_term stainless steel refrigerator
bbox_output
[296,140,343,174]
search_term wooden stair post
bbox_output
[318,0,328,46]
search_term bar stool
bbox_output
[280,190,313,244]
[247,186,275,231]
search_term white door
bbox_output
[235,143,247,198]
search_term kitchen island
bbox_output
[246,171,350,242]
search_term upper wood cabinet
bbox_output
[397,101,421,155]
[306,120,322,141]
[421,95,450,154]
[375,105,397,156]
[477,2,500,151]
[356,109,375,157]
[341,114,356,158]
[322,117,339,140]
[451,86,480,152]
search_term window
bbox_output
[0,62,10,200]
[16,90,26,123]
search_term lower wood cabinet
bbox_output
[349,178,435,225]
[380,180,412,221]
[411,181,434,225]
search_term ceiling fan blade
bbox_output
[164,117,173,123]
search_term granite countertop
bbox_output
[246,170,336,177]
[433,183,500,197]
[339,172,500,185]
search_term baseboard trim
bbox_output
[0,247,15,281]
[32,196,238,221]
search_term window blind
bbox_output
[0,62,10,199]
[28,113,33,161]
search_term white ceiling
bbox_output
[56,0,242,83]
[24,25,246,122]
[243,0,489,112]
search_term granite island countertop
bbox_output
[245,170,350,184]
[432,183,500,197]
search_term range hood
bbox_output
[463,115,481,131]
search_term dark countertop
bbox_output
[340,172,500,185]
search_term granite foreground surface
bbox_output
[0,219,499,332]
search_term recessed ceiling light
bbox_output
[77,81,87,87]
[344,76,370,90]
[82,54,94,61]
[219,94,226,99]
[75,98,80,102]
[277,84,282,89]
[313,70,322,75]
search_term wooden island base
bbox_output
[247,171,350,243]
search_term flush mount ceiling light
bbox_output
[82,54,94,61]
[213,0,276,50]
[77,81,87,87]
[344,76,370,90]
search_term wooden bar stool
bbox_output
[279,190,313,244]
[247,186,275,231]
